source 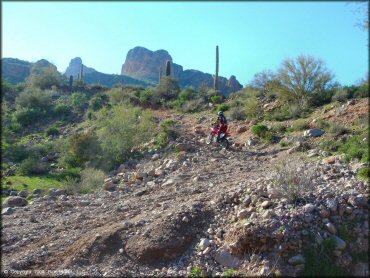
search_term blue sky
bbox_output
[2,1,368,86]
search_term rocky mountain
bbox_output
[1,58,32,84]
[64,57,154,87]
[64,57,97,79]
[121,46,243,95]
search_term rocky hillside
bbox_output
[121,46,243,95]
[64,57,97,78]
[1,105,369,277]
[1,58,32,84]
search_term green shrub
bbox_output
[217,103,229,112]
[292,119,309,131]
[358,167,369,180]
[71,92,88,112]
[17,157,49,176]
[95,104,155,166]
[327,122,349,136]
[244,96,260,119]
[211,95,222,104]
[78,167,105,193]
[181,98,205,113]
[271,123,287,133]
[16,87,52,111]
[339,135,368,162]
[271,157,315,204]
[53,103,71,118]
[4,144,29,162]
[354,82,369,98]
[157,119,177,147]
[251,124,268,137]
[89,94,109,111]
[155,76,181,101]
[68,131,102,167]
[46,127,59,136]
[228,106,246,121]
[319,139,341,152]
[12,108,44,127]
[332,89,348,102]
[26,65,63,90]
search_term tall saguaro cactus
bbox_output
[80,65,84,81]
[159,66,163,83]
[69,75,73,89]
[165,60,171,77]
[214,45,219,91]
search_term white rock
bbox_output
[288,254,305,265]
[214,246,240,268]
[199,238,211,251]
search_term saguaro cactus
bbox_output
[80,65,84,81]
[165,60,171,77]
[214,45,219,91]
[159,66,163,83]
[69,75,73,88]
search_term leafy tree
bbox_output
[71,92,88,112]
[277,55,333,108]
[155,76,180,101]
[250,69,279,97]
[89,93,110,111]
[26,65,64,90]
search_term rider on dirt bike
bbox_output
[214,111,228,142]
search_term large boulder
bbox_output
[214,246,241,268]
[303,128,325,137]
[5,196,28,207]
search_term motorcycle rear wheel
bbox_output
[220,138,229,149]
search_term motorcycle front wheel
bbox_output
[206,133,213,145]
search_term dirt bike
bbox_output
[206,123,230,149]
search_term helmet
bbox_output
[218,111,224,116]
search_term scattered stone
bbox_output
[332,236,346,250]
[261,200,272,209]
[237,209,249,220]
[175,143,193,152]
[2,207,14,215]
[199,238,211,251]
[303,203,317,213]
[214,246,240,268]
[49,188,67,197]
[323,156,336,164]
[320,209,331,218]
[32,189,42,195]
[288,254,305,265]
[326,222,337,234]
[103,182,117,191]
[303,128,325,137]
[18,190,28,198]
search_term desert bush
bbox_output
[245,96,261,119]
[89,93,110,111]
[17,157,49,175]
[95,104,155,166]
[12,108,44,127]
[181,98,205,113]
[358,167,369,180]
[71,92,88,112]
[271,157,315,204]
[271,123,287,133]
[68,131,102,167]
[155,76,180,101]
[353,81,369,98]
[339,135,368,162]
[251,124,268,137]
[157,119,177,147]
[78,167,105,193]
[46,127,59,136]
[217,103,229,112]
[327,122,349,136]
[26,65,63,90]
[292,119,309,131]
[228,106,246,121]
[53,102,71,118]
[16,87,52,111]
[332,89,348,102]
[211,95,222,104]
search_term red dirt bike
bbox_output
[206,123,230,149]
